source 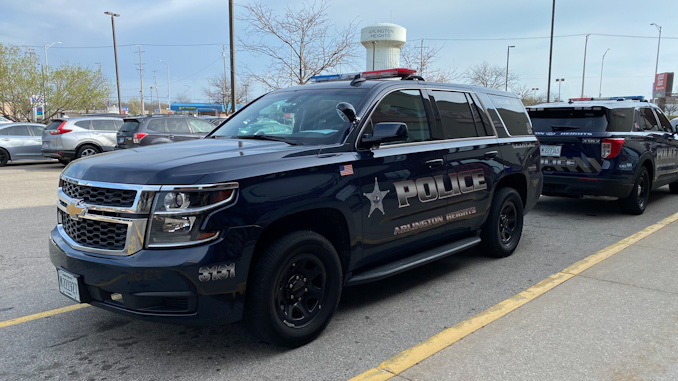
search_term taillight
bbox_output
[601,138,625,159]
[49,121,72,135]
[133,132,147,144]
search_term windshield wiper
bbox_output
[236,134,297,145]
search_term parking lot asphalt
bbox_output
[353,212,678,381]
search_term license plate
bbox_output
[117,137,124,144]
[57,268,81,303]
[42,142,49,148]
[540,145,562,157]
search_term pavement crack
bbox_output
[578,274,678,296]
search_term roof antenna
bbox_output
[350,73,366,86]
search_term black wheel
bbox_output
[619,167,650,215]
[58,158,70,166]
[480,188,524,258]
[244,230,342,347]
[76,144,100,159]
[669,182,678,194]
[0,148,8,166]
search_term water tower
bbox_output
[360,23,406,71]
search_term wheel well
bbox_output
[0,147,10,160]
[641,160,653,183]
[76,143,101,153]
[249,208,351,279]
[495,173,527,207]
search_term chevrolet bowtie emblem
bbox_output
[66,200,87,220]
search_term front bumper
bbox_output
[49,227,250,325]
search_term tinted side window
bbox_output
[432,90,478,139]
[74,120,91,129]
[487,94,532,136]
[638,108,659,131]
[655,109,673,132]
[468,93,494,136]
[188,119,214,134]
[146,119,166,133]
[166,119,190,133]
[369,89,431,143]
[475,92,508,138]
[4,126,30,136]
[91,120,114,131]
[28,125,45,136]
[607,108,634,132]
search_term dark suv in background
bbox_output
[116,115,216,148]
[528,96,678,214]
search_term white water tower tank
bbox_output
[361,23,406,71]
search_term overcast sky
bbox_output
[1,0,676,105]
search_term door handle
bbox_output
[483,151,498,159]
[426,159,444,168]
[168,135,175,139]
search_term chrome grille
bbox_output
[62,179,137,207]
[59,210,127,251]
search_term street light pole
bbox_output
[599,49,610,98]
[505,45,515,91]
[651,23,662,102]
[556,78,565,101]
[581,34,590,98]
[159,59,170,113]
[43,41,60,120]
[228,0,236,114]
[104,12,122,114]
[546,0,556,102]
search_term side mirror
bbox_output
[359,122,408,149]
[336,102,358,124]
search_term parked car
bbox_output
[41,117,123,164]
[527,96,678,214]
[0,116,13,125]
[202,116,228,126]
[49,68,542,347]
[116,115,215,148]
[0,122,50,166]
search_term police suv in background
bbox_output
[49,68,542,347]
[528,96,678,214]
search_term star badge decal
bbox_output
[363,177,390,217]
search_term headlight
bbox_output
[146,182,238,248]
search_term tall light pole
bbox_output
[43,41,60,120]
[651,23,662,102]
[228,0,236,114]
[505,45,515,91]
[159,59,170,113]
[546,0,556,102]
[556,78,565,101]
[104,12,122,114]
[581,33,590,97]
[599,49,610,98]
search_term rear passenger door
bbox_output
[166,118,194,142]
[144,119,167,143]
[357,89,450,266]
[90,119,120,151]
[428,90,500,233]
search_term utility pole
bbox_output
[228,0,236,114]
[104,12,121,114]
[222,44,229,113]
[581,34,590,98]
[136,45,145,114]
[546,0,555,102]
[154,70,160,113]
[150,86,154,113]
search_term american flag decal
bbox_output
[339,164,354,176]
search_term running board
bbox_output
[346,236,481,286]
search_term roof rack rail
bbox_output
[310,68,417,83]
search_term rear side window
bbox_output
[656,110,674,132]
[188,119,214,134]
[487,94,532,136]
[75,120,91,129]
[91,120,117,131]
[121,120,141,133]
[432,90,478,139]
[1,125,30,136]
[637,108,660,131]
[607,108,634,132]
[167,119,190,133]
[146,119,166,133]
[28,125,45,136]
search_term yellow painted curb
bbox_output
[349,211,678,381]
[0,304,90,329]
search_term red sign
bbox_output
[653,72,674,98]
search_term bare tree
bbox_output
[175,92,191,103]
[203,73,253,106]
[663,97,677,117]
[239,1,358,90]
[400,41,456,83]
[462,61,519,91]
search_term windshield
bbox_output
[529,108,632,133]
[210,88,368,145]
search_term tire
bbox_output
[244,230,342,347]
[619,167,650,215]
[58,158,70,166]
[76,144,101,159]
[669,182,678,194]
[480,187,524,258]
[0,148,8,166]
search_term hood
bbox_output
[62,138,320,185]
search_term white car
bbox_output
[0,116,13,124]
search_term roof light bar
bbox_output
[311,68,417,83]
[568,95,645,102]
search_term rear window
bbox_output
[487,94,532,136]
[529,108,632,133]
[45,120,64,130]
[121,120,141,133]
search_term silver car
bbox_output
[0,122,49,166]
[42,117,123,164]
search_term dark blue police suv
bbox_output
[528,96,678,214]
[50,69,542,347]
